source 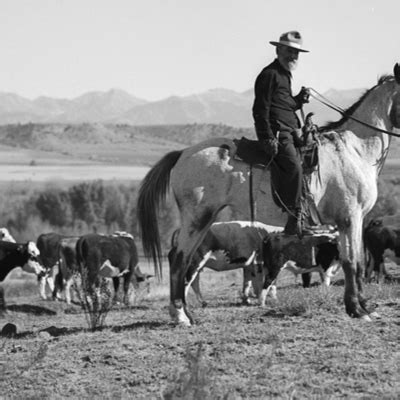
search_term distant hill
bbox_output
[0,89,147,125]
[114,89,254,127]
[0,121,399,169]
[0,123,254,165]
[304,88,365,126]
[0,87,365,127]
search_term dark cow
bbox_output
[0,241,44,282]
[56,236,81,304]
[364,219,400,282]
[300,241,340,288]
[168,221,283,306]
[260,232,340,305]
[76,233,152,305]
[36,232,64,299]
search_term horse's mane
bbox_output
[320,74,395,133]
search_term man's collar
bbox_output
[273,58,292,78]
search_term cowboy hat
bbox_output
[269,31,309,53]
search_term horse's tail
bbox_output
[137,150,183,280]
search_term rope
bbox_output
[309,87,400,138]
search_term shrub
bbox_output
[73,269,114,332]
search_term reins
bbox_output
[309,87,400,138]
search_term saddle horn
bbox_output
[394,63,400,84]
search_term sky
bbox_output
[0,0,398,101]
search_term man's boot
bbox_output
[284,210,302,237]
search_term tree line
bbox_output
[0,180,179,253]
[0,176,399,252]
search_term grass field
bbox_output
[1,263,400,399]
[1,129,400,398]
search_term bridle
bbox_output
[309,87,400,138]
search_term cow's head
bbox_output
[0,228,16,243]
[21,241,45,276]
[132,265,153,291]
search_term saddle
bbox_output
[233,136,319,172]
[233,134,321,226]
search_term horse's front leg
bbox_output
[356,257,379,317]
[339,222,371,320]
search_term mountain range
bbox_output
[0,87,365,127]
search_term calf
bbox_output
[260,232,340,305]
[364,219,400,282]
[76,233,152,305]
[169,221,283,306]
[300,241,340,288]
[0,241,44,282]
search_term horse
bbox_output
[137,64,400,326]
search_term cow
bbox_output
[56,236,81,304]
[259,232,340,305]
[168,221,284,306]
[363,219,400,283]
[36,232,68,300]
[76,233,152,305]
[0,241,44,283]
[296,241,341,288]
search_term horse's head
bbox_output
[390,63,400,128]
[394,63,400,84]
[322,63,400,133]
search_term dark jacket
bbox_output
[252,59,303,141]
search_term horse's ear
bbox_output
[394,63,400,83]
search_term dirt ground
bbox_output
[1,266,400,399]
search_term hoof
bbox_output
[361,314,372,322]
[178,319,192,327]
[169,303,192,327]
[369,311,381,319]
[242,298,251,306]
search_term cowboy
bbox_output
[252,30,317,236]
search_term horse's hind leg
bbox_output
[169,212,221,325]
[169,245,194,326]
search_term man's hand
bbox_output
[262,137,279,157]
[302,112,318,144]
[297,86,310,104]
[292,129,304,147]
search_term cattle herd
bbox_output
[0,217,399,310]
[0,229,153,307]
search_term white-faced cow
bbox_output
[364,219,400,282]
[0,241,44,285]
[260,232,340,305]
[168,221,283,306]
[76,233,152,305]
[37,233,88,301]
[0,228,16,243]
